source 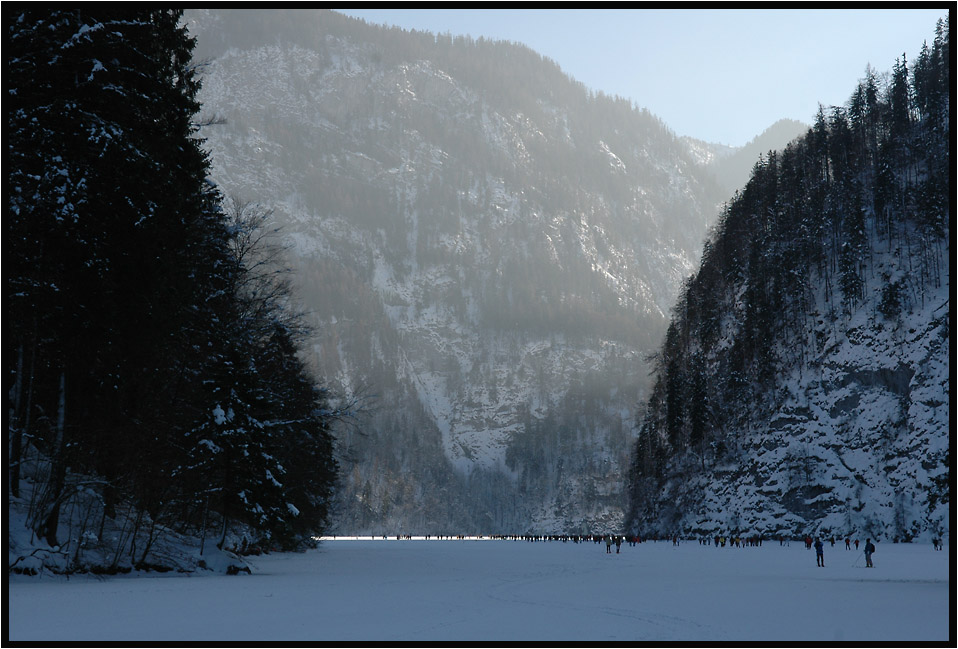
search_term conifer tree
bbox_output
[8,9,339,559]
[8,8,228,546]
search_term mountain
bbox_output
[682,118,810,196]
[185,9,731,534]
[626,22,950,543]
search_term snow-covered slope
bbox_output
[185,9,729,534]
[657,241,949,540]
[627,31,950,542]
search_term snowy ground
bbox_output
[8,538,950,643]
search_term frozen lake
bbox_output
[8,538,950,643]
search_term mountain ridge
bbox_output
[187,8,737,534]
[681,118,810,195]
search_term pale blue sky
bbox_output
[335,8,947,146]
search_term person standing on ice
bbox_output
[864,539,875,567]
[814,538,825,567]
[605,535,613,553]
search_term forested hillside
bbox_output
[626,20,950,542]
[8,9,338,573]
[186,9,730,534]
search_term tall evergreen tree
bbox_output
[9,8,228,546]
[8,9,339,562]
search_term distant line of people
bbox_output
[704,535,765,547]
[328,532,941,565]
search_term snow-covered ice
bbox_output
[8,537,949,642]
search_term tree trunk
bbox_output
[9,344,25,499]
[199,493,209,556]
[217,448,231,550]
[40,370,68,548]
[9,340,37,499]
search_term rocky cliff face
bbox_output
[185,9,732,534]
[651,246,950,541]
[626,25,950,542]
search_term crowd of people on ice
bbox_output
[333,532,943,567]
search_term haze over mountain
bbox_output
[683,118,810,196]
[185,8,762,534]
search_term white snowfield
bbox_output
[8,538,949,643]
